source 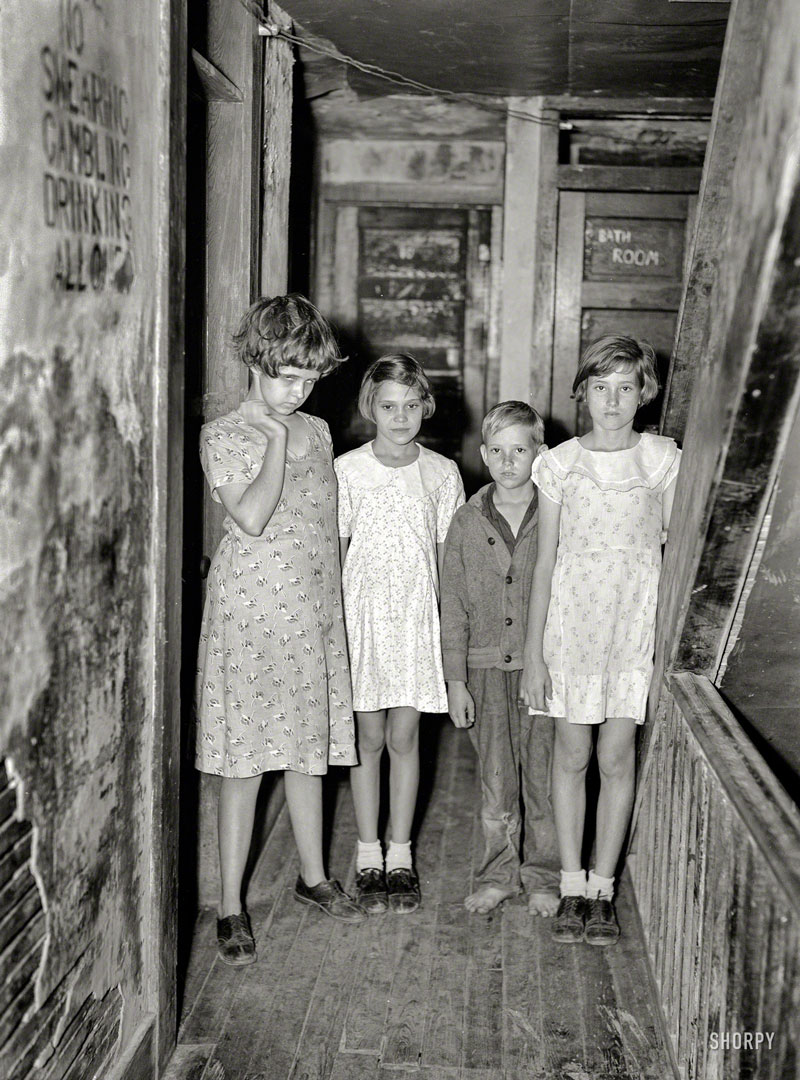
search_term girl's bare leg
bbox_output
[594,716,637,879]
[284,770,326,887]
[350,710,387,842]
[218,775,263,917]
[385,707,421,843]
[551,719,593,872]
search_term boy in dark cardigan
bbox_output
[440,402,559,915]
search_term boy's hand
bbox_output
[519,657,552,713]
[447,681,475,728]
[239,401,288,443]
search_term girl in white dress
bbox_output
[521,336,680,946]
[335,355,465,913]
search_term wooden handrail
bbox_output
[667,671,800,918]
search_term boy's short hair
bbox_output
[358,353,436,423]
[232,294,344,377]
[572,335,660,404]
[481,400,545,447]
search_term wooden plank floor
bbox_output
[167,720,676,1080]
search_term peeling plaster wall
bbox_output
[0,0,169,1072]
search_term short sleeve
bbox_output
[200,423,252,503]
[664,446,682,489]
[436,463,466,542]
[334,459,352,537]
[307,414,334,459]
[531,453,563,505]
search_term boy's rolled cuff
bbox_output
[442,650,468,683]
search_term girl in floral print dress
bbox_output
[335,355,465,915]
[521,336,680,947]
[196,295,364,967]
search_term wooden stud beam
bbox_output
[653,0,800,690]
[659,0,761,439]
[191,49,243,102]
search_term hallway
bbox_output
[168,721,672,1080]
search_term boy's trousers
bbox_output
[467,667,560,895]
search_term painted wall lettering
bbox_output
[584,216,684,280]
[42,0,133,292]
[611,247,660,266]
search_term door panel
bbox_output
[552,190,695,438]
[313,203,497,492]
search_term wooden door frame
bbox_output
[190,0,295,909]
[148,0,187,1071]
[551,190,695,436]
[529,98,709,434]
[312,195,502,478]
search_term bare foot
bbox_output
[464,885,516,914]
[528,891,559,917]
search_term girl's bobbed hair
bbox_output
[358,353,436,423]
[232,294,344,377]
[572,335,660,404]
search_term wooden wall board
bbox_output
[151,0,187,1068]
[320,181,503,206]
[550,191,585,436]
[260,22,294,296]
[558,165,702,191]
[286,1,725,98]
[585,192,690,218]
[286,0,570,98]
[658,171,800,680]
[310,92,508,141]
[530,108,561,421]
[194,0,295,912]
[322,138,504,189]
[660,0,762,439]
[569,0,728,99]
[499,97,547,404]
[653,0,800,695]
[546,96,715,116]
[629,676,800,1078]
[0,0,183,1073]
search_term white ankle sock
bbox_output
[385,840,412,872]
[559,868,587,898]
[587,870,614,900]
[356,840,383,872]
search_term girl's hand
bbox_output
[239,401,288,442]
[447,681,475,728]
[519,657,552,712]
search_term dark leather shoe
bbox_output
[386,867,420,913]
[584,897,620,946]
[216,912,256,966]
[356,867,388,914]
[293,877,365,922]
[551,895,587,943]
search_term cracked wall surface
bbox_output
[1,0,168,1073]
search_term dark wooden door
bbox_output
[314,203,497,491]
[552,191,695,438]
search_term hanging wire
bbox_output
[236,0,711,145]
[235,0,560,128]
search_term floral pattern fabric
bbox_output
[195,410,356,777]
[335,442,465,713]
[531,432,681,725]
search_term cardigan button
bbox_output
[505,617,513,626]
[504,654,512,663]
[505,575,512,584]
[488,537,495,545]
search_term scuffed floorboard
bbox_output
[169,720,675,1080]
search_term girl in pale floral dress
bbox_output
[335,355,465,914]
[197,295,364,968]
[521,336,680,946]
